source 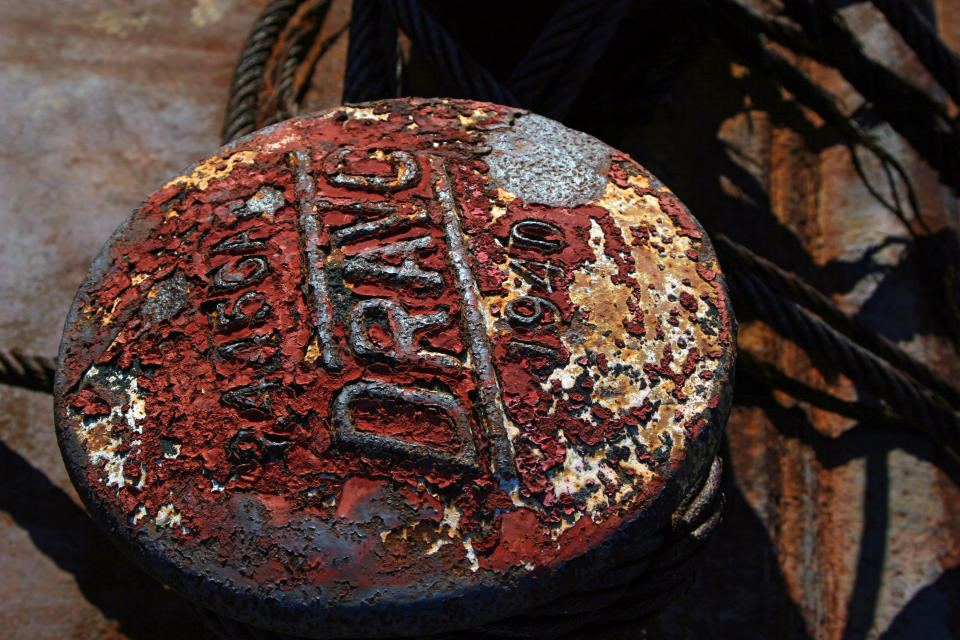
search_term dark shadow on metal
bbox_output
[879,566,960,640]
[0,439,213,640]
[842,450,889,640]
[645,437,813,640]
[734,374,960,637]
[851,230,960,345]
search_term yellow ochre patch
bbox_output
[164,151,259,191]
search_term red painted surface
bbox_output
[55,98,733,630]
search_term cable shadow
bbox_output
[734,365,960,485]
[0,439,213,640]
[735,369,960,638]
[850,229,960,345]
[842,450,889,640]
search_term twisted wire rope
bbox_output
[715,235,960,410]
[727,265,960,458]
[221,0,307,144]
[0,349,56,394]
[259,0,334,126]
[533,0,634,121]
[506,0,608,107]
[342,0,398,102]
[384,0,518,105]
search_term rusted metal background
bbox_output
[1,1,958,639]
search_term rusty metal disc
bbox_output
[54,98,735,638]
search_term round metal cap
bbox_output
[54,98,735,638]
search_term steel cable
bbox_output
[384,0,518,106]
[257,0,335,127]
[727,266,960,457]
[342,0,399,103]
[505,0,633,120]
[506,0,608,107]
[715,235,960,410]
[0,348,57,394]
[221,0,307,144]
[531,0,633,121]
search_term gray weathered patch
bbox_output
[140,271,188,326]
[246,186,285,217]
[483,113,612,207]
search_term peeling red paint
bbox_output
[54,98,735,637]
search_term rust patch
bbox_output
[54,98,735,637]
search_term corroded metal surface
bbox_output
[53,98,733,637]
[5,1,960,638]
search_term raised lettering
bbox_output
[221,380,282,415]
[509,220,565,253]
[216,332,280,366]
[342,235,442,289]
[315,199,397,216]
[291,149,340,371]
[212,230,266,254]
[509,258,563,293]
[507,339,566,373]
[349,298,456,367]
[323,147,421,192]
[212,291,273,330]
[332,210,430,247]
[505,295,560,326]
[331,381,478,469]
[213,256,269,290]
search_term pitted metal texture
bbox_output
[485,113,613,207]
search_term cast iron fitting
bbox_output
[54,98,736,639]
